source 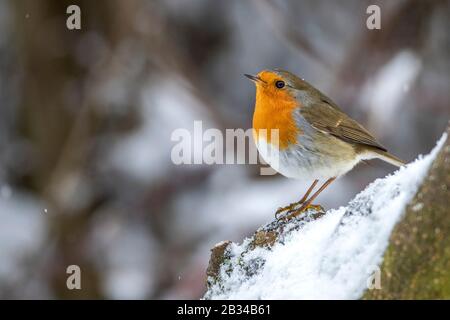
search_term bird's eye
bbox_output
[275,80,285,89]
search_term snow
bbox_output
[109,76,214,184]
[360,50,422,138]
[205,133,447,300]
[0,187,47,295]
[87,214,160,299]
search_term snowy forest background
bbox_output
[0,0,449,299]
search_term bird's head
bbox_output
[245,69,317,108]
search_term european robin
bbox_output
[245,69,405,220]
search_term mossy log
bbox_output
[364,124,450,299]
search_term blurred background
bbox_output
[0,0,449,299]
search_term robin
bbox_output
[245,69,405,220]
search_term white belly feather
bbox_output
[255,136,361,181]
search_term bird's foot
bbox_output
[275,202,300,220]
[282,203,325,221]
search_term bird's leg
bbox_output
[275,179,319,219]
[285,177,336,220]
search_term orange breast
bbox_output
[252,89,301,150]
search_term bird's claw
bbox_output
[303,204,324,213]
[284,203,325,221]
[275,202,298,220]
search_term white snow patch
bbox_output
[109,77,214,183]
[206,133,446,300]
[360,51,422,138]
[88,216,159,299]
[0,189,46,281]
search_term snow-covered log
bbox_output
[204,126,449,300]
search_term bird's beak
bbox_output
[244,74,264,83]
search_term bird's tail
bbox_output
[374,150,406,167]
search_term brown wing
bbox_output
[300,100,387,152]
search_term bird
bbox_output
[245,69,405,220]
